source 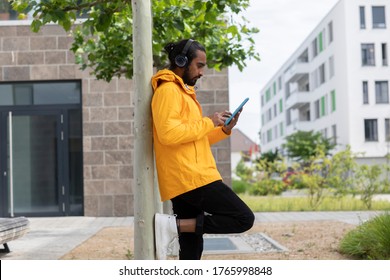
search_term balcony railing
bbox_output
[285,90,311,109]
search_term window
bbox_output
[267,108,272,122]
[0,81,81,105]
[319,63,326,85]
[312,38,318,58]
[331,90,336,112]
[331,124,337,145]
[286,108,292,126]
[273,103,277,117]
[360,6,366,29]
[372,6,386,29]
[365,119,378,141]
[320,95,327,117]
[314,100,320,119]
[265,88,271,102]
[329,56,335,78]
[273,82,277,95]
[318,31,324,53]
[311,32,325,57]
[267,129,272,142]
[311,63,326,89]
[279,99,283,113]
[385,119,390,142]
[328,21,333,43]
[279,122,284,137]
[382,43,388,66]
[361,43,375,66]
[278,76,282,90]
[363,81,369,104]
[285,83,291,99]
[375,81,389,104]
[274,125,278,139]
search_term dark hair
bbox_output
[164,39,206,69]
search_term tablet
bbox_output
[224,97,249,125]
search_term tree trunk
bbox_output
[132,0,156,260]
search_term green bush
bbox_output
[289,174,306,189]
[339,212,390,259]
[232,179,250,194]
[381,178,390,194]
[249,179,286,196]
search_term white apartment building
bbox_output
[260,0,390,164]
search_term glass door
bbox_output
[1,110,63,216]
[0,81,83,217]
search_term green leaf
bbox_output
[31,19,43,32]
[172,19,185,31]
[19,0,259,81]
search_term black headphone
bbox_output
[174,39,194,68]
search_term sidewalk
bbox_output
[0,211,384,260]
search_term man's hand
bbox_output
[222,110,241,134]
[208,112,227,127]
[207,110,241,134]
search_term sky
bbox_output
[228,0,339,143]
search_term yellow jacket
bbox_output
[151,69,230,201]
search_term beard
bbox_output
[182,68,198,86]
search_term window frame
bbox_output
[329,56,335,78]
[372,6,386,29]
[331,124,337,145]
[382,43,388,66]
[364,119,378,142]
[328,21,333,43]
[314,99,320,119]
[362,81,369,104]
[375,81,389,104]
[360,6,366,29]
[385,119,390,142]
[361,43,376,66]
[331,90,336,112]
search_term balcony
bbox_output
[285,90,311,109]
[284,61,310,83]
[286,119,312,135]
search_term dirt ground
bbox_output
[61,220,355,260]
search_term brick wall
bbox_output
[0,23,231,217]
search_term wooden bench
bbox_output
[0,217,30,254]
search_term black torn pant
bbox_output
[171,180,255,260]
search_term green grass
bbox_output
[239,194,390,212]
[339,212,390,259]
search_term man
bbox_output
[151,39,254,260]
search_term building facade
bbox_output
[0,21,231,218]
[260,0,390,164]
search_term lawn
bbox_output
[240,194,390,212]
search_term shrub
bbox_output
[249,179,286,196]
[339,212,390,259]
[234,160,253,182]
[289,173,306,189]
[232,179,250,194]
[355,164,382,209]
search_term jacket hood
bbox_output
[151,69,195,95]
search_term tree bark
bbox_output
[132,0,156,260]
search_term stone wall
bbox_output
[0,23,230,217]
